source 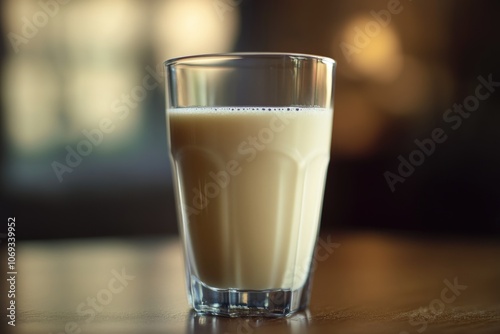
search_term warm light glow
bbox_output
[64,67,142,143]
[366,56,434,115]
[63,0,147,52]
[62,0,147,146]
[2,0,38,34]
[152,0,240,63]
[2,0,149,152]
[337,15,403,83]
[2,57,60,153]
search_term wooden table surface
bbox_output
[5,232,500,334]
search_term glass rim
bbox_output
[164,52,336,67]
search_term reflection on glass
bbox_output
[188,309,311,334]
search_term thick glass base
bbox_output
[188,275,312,317]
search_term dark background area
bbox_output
[2,0,500,239]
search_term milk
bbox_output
[168,107,332,290]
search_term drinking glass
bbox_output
[164,53,336,317]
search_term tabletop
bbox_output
[3,232,500,334]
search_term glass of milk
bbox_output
[164,53,336,317]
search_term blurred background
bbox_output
[1,0,500,239]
